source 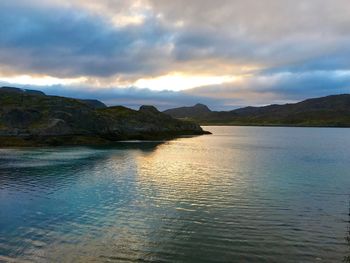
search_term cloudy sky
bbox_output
[1,0,350,110]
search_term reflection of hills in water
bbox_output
[0,142,165,262]
[0,141,164,188]
[0,141,163,167]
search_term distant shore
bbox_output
[199,123,350,128]
[163,94,350,127]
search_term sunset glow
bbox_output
[135,74,239,91]
[0,0,350,109]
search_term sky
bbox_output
[1,0,350,110]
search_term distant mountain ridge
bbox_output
[163,94,350,127]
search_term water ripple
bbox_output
[0,127,350,262]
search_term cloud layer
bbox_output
[1,0,350,109]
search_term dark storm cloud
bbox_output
[0,1,173,77]
[3,0,350,78]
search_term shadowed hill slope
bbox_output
[0,87,209,146]
[163,103,211,118]
[163,94,350,127]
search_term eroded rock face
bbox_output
[0,87,208,145]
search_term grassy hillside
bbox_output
[164,94,350,127]
[0,87,208,146]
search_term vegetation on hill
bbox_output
[163,94,350,127]
[0,87,209,146]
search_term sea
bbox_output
[1,126,350,262]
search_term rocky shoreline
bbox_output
[0,87,210,146]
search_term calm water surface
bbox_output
[1,126,350,262]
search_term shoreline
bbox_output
[0,131,211,147]
[199,123,350,128]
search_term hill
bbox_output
[164,103,211,118]
[163,94,350,127]
[0,87,209,146]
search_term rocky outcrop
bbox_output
[0,87,209,146]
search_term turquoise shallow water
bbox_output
[0,126,350,262]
